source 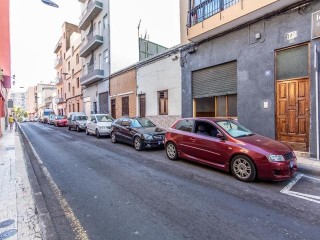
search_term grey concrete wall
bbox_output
[181,2,320,156]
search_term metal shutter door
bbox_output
[192,61,237,99]
[99,92,109,114]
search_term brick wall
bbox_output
[110,69,137,119]
[146,115,181,130]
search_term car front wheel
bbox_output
[86,128,89,135]
[231,155,256,182]
[166,142,178,160]
[96,129,100,139]
[76,125,80,132]
[134,137,142,151]
[111,132,117,143]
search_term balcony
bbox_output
[54,41,62,54]
[79,1,103,30]
[80,32,103,58]
[56,97,65,104]
[54,57,62,69]
[80,64,104,86]
[53,77,63,85]
[187,0,301,42]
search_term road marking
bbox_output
[20,126,89,240]
[281,174,320,204]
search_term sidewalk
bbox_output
[0,127,41,240]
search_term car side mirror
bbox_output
[125,125,131,130]
[217,133,225,140]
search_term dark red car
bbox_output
[164,118,297,182]
[54,115,67,127]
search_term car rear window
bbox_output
[175,119,194,133]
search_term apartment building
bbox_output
[78,0,110,115]
[26,86,38,117]
[36,84,56,116]
[54,22,80,116]
[180,0,320,157]
[0,0,11,135]
[11,91,26,111]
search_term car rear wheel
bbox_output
[96,129,100,139]
[231,155,256,182]
[111,132,117,143]
[166,142,178,160]
[134,137,143,151]
[76,125,80,132]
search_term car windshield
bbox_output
[131,118,156,128]
[96,115,113,122]
[216,120,254,138]
[57,116,66,120]
[76,116,87,121]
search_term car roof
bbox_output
[179,117,234,123]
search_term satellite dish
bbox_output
[41,0,59,8]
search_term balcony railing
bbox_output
[79,0,103,30]
[56,97,65,104]
[53,77,63,85]
[80,63,104,86]
[80,31,103,58]
[188,0,240,27]
[54,57,62,69]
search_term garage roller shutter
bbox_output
[192,61,237,98]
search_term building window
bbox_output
[69,105,71,112]
[77,78,80,88]
[65,93,66,99]
[72,87,75,96]
[72,69,74,78]
[72,104,75,112]
[77,102,80,112]
[68,83,70,92]
[72,46,74,56]
[104,50,109,63]
[76,54,79,64]
[122,96,129,116]
[103,14,108,29]
[68,61,70,71]
[158,90,168,115]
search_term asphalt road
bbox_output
[21,122,320,240]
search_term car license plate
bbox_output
[290,161,294,168]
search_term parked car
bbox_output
[67,112,88,132]
[164,118,297,182]
[48,114,57,125]
[86,114,114,138]
[54,115,67,127]
[42,109,55,124]
[111,117,166,151]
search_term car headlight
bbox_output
[144,134,153,140]
[268,155,285,162]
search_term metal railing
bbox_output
[79,0,102,21]
[82,30,103,46]
[188,0,240,27]
[82,63,104,76]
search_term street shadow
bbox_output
[0,220,14,229]
[0,229,18,239]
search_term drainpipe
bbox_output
[315,45,319,160]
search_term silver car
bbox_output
[86,114,114,138]
[67,112,88,132]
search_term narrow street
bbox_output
[21,122,320,240]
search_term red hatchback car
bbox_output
[164,118,297,182]
[54,115,67,127]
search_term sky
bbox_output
[10,0,181,92]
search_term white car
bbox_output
[86,114,114,138]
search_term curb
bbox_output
[17,123,58,240]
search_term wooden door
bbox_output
[111,99,116,119]
[139,94,146,117]
[276,78,310,151]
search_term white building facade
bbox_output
[78,0,110,115]
[136,51,182,129]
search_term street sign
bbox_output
[41,0,59,8]
[312,10,320,39]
